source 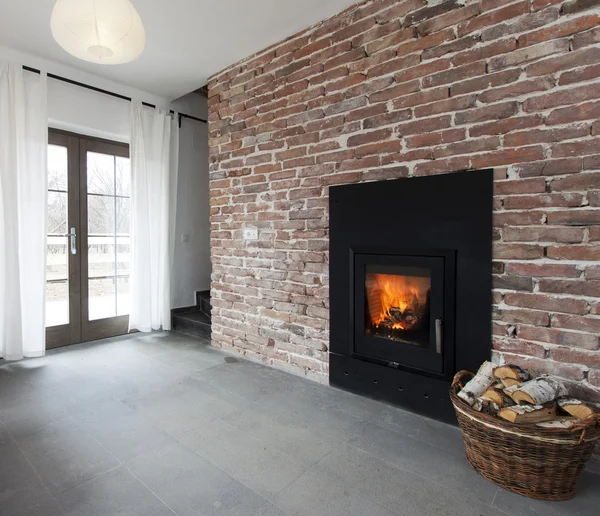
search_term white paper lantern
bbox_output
[50,0,146,65]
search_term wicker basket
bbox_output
[450,370,600,501]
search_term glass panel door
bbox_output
[46,144,70,328]
[80,138,130,342]
[45,130,131,349]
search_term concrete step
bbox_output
[196,291,211,318]
[172,309,211,340]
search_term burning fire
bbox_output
[366,273,430,331]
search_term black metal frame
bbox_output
[329,169,493,423]
[22,66,207,127]
[352,248,456,378]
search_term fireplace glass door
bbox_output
[354,253,452,376]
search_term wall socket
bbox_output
[243,228,258,240]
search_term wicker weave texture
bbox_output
[450,371,600,501]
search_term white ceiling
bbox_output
[0,0,359,100]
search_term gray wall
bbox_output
[171,93,211,308]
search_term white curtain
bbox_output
[128,101,179,332]
[0,62,48,360]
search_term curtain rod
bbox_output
[22,65,207,127]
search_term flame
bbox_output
[366,273,430,330]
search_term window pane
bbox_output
[87,152,115,195]
[46,142,69,329]
[46,236,69,328]
[117,276,130,316]
[116,197,130,235]
[46,281,69,327]
[116,157,131,196]
[47,192,68,235]
[117,236,130,274]
[88,194,115,235]
[88,236,116,279]
[88,278,116,320]
[48,145,68,191]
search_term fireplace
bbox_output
[354,251,455,377]
[329,170,493,423]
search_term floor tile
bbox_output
[18,418,119,495]
[223,404,337,467]
[257,390,367,443]
[56,466,173,516]
[348,422,499,506]
[127,441,266,516]
[1,332,597,515]
[151,344,228,374]
[122,376,238,438]
[179,417,308,499]
[313,443,507,516]
[75,399,175,462]
[0,436,65,516]
[272,466,395,516]
[492,471,600,516]
[372,405,466,455]
[253,502,291,516]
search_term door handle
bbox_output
[435,318,443,354]
[70,227,77,255]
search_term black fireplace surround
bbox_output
[329,169,493,423]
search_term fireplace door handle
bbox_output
[435,318,443,354]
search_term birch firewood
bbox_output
[504,377,568,405]
[473,398,500,416]
[493,364,531,383]
[537,417,577,429]
[498,403,557,423]
[481,386,515,408]
[557,397,595,420]
[458,361,495,406]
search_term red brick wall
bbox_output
[207,0,600,398]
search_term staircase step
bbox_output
[197,291,211,318]
[172,309,211,340]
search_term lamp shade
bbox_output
[50,0,146,65]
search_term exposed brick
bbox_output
[548,209,600,228]
[519,15,600,47]
[502,193,584,210]
[493,243,545,259]
[527,47,600,77]
[505,293,588,315]
[513,158,582,177]
[457,1,530,37]
[417,4,480,36]
[505,263,581,278]
[546,101,600,125]
[539,278,600,297]
[451,69,520,97]
[414,94,476,118]
[478,77,555,104]
[573,26,600,49]
[471,146,545,169]
[207,0,600,383]
[518,325,599,350]
[489,39,570,72]
[505,125,590,148]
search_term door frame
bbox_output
[46,129,131,349]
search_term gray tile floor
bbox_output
[0,332,598,516]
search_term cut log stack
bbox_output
[457,362,598,427]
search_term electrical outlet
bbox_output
[181,234,189,243]
[243,228,258,240]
